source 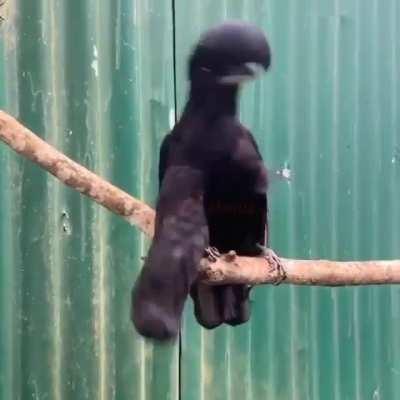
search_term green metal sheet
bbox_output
[176,1,400,399]
[1,1,400,399]
[0,1,177,399]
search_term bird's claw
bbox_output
[204,246,220,262]
[257,245,286,285]
[223,250,237,262]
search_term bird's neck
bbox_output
[187,84,239,117]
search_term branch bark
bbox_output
[1,110,400,286]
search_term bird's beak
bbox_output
[218,62,264,85]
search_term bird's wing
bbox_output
[158,132,173,188]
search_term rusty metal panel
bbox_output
[176,1,400,399]
[0,1,177,399]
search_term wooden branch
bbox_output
[1,110,400,287]
[0,111,155,237]
[200,254,400,286]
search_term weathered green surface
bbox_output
[0,1,177,399]
[1,0,400,399]
[176,1,400,399]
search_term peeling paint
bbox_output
[169,108,175,129]
[276,166,292,181]
[91,45,99,77]
[61,211,72,235]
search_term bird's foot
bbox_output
[223,250,237,262]
[256,245,286,285]
[204,246,221,263]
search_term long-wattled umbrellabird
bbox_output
[131,21,284,341]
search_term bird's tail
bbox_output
[131,166,208,341]
[190,283,251,328]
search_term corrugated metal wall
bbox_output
[1,1,400,399]
[0,1,177,399]
[177,1,400,399]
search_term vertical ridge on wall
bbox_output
[387,1,400,399]
[331,3,341,400]
[352,2,363,396]
[86,1,114,399]
[1,3,21,398]
[41,1,66,399]
[370,2,383,397]
[0,26,14,399]
[308,2,320,399]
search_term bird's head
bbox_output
[188,21,271,88]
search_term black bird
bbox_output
[131,21,283,341]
